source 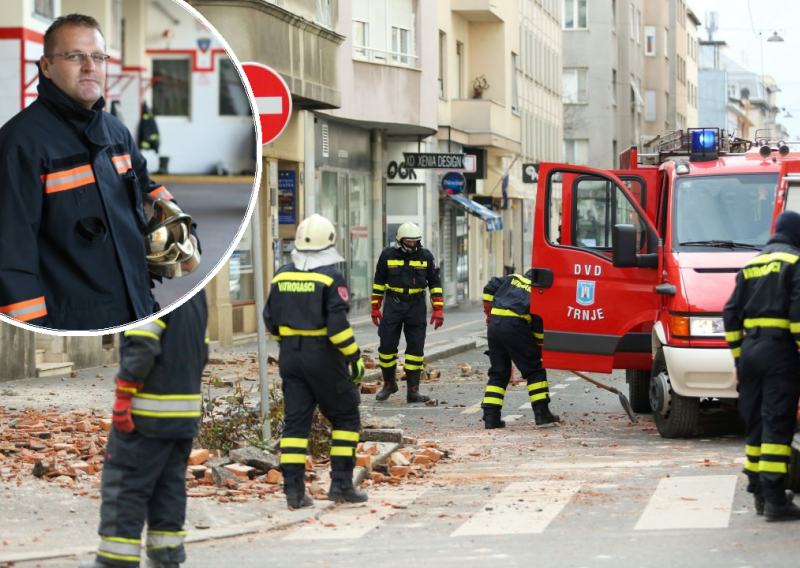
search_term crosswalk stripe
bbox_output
[450,480,582,537]
[461,402,482,414]
[553,384,569,389]
[518,459,664,470]
[634,475,738,530]
[283,489,424,540]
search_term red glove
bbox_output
[371,295,383,327]
[112,378,140,433]
[430,306,444,330]
[483,301,492,326]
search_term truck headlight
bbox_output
[689,317,725,336]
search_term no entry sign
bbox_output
[242,62,292,146]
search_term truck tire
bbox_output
[651,349,699,438]
[627,369,652,414]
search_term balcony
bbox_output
[450,99,520,152]
[451,0,505,22]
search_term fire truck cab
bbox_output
[530,128,800,439]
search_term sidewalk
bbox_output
[0,303,486,566]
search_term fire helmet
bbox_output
[396,222,422,252]
[295,214,337,252]
[143,195,200,278]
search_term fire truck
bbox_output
[529,128,800,456]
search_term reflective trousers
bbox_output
[377,294,426,380]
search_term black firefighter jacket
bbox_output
[371,246,443,306]
[483,270,545,343]
[0,68,175,330]
[723,233,800,366]
[117,290,209,439]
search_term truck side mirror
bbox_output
[612,224,637,268]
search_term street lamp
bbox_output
[767,31,784,42]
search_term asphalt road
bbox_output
[151,181,255,310]
[145,347,800,568]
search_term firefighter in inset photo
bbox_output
[84,290,208,568]
[263,214,367,509]
[371,222,443,403]
[480,269,560,429]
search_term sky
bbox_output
[687,0,800,138]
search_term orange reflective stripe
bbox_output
[41,165,95,194]
[0,296,47,321]
[112,154,132,174]
[149,186,174,200]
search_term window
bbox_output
[645,26,656,56]
[353,21,368,58]
[612,69,617,106]
[665,91,670,125]
[456,42,463,98]
[110,0,122,51]
[439,32,446,99]
[564,139,589,165]
[563,0,587,29]
[511,53,519,113]
[645,90,656,121]
[635,9,641,43]
[34,0,54,19]
[562,68,588,104]
[611,0,616,32]
[664,27,669,58]
[629,4,634,39]
[218,58,249,116]
[152,59,190,117]
[573,178,646,252]
[315,0,332,29]
[391,26,412,65]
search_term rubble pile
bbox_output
[361,443,448,487]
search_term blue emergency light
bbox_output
[688,128,719,162]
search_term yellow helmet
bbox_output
[143,196,200,278]
[295,214,337,252]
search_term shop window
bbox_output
[229,222,254,302]
[34,0,54,19]
[219,58,249,116]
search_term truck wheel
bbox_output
[627,370,652,414]
[650,349,699,438]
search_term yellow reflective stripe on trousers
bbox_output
[330,447,356,457]
[279,326,327,337]
[146,531,186,549]
[272,271,334,286]
[332,430,359,442]
[791,322,800,333]
[744,460,760,473]
[759,461,788,474]
[529,392,549,403]
[131,395,201,417]
[746,445,762,457]
[485,385,506,395]
[725,330,743,341]
[762,443,791,457]
[405,363,424,370]
[483,396,504,406]
[280,454,307,464]
[406,354,424,362]
[527,381,548,392]
[280,437,309,448]
[491,308,532,323]
[744,318,790,329]
[379,360,397,368]
[98,536,141,561]
[746,251,799,266]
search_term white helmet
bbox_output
[144,195,200,278]
[396,222,422,243]
[295,214,337,252]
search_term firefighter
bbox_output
[371,222,443,403]
[723,210,800,522]
[480,269,560,429]
[0,14,197,331]
[84,290,209,568]
[263,214,367,508]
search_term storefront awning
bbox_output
[445,194,503,232]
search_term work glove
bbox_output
[112,378,140,433]
[371,295,383,327]
[350,358,365,386]
[430,306,444,330]
[483,301,492,326]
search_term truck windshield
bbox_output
[673,173,778,251]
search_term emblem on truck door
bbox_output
[576,280,595,306]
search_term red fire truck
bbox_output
[529,128,800,448]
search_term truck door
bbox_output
[771,159,800,225]
[530,164,660,373]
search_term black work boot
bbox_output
[376,368,399,402]
[533,403,560,426]
[146,561,181,568]
[284,475,314,509]
[756,490,794,515]
[79,561,115,568]
[483,414,506,430]
[286,490,314,509]
[406,370,430,403]
[765,499,800,522]
[328,478,368,503]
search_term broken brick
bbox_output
[188,449,209,466]
[355,455,371,468]
[223,464,256,480]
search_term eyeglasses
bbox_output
[46,52,111,64]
